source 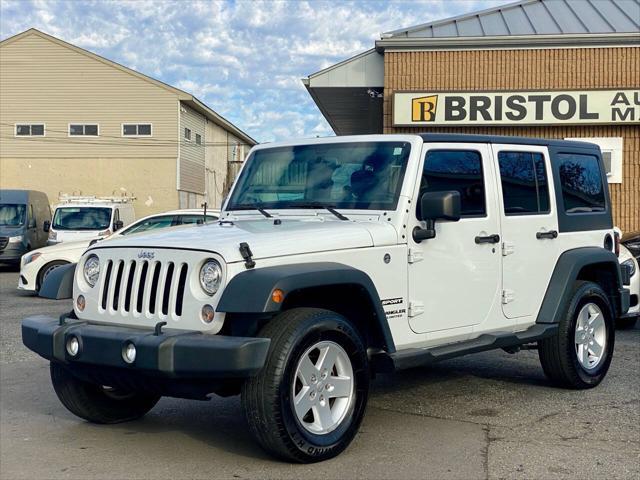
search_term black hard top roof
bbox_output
[419,133,598,149]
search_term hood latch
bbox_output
[239,242,256,269]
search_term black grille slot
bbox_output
[101,260,113,310]
[136,261,149,313]
[124,261,136,312]
[175,264,188,317]
[148,262,161,314]
[0,237,8,250]
[112,261,124,311]
[162,262,174,315]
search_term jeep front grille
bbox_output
[99,259,188,318]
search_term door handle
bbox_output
[475,234,500,244]
[536,230,558,240]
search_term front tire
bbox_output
[538,281,615,389]
[241,308,369,463]
[50,363,160,424]
[37,260,69,291]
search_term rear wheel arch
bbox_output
[537,247,624,324]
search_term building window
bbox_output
[195,133,202,145]
[558,153,606,214]
[15,124,45,136]
[565,137,623,184]
[418,150,486,218]
[122,123,152,136]
[498,151,550,215]
[184,127,191,141]
[69,124,99,136]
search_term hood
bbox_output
[0,225,24,236]
[89,217,398,263]
[34,239,93,255]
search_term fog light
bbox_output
[201,304,215,323]
[122,342,136,364]
[76,295,86,311]
[66,336,79,357]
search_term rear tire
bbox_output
[241,308,369,463]
[538,281,615,389]
[50,363,160,424]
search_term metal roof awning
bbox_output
[302,49,384,135]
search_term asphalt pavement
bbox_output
[1,266,638,479]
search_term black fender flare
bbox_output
[537,247,626,324]
[217,262,395,352]
[39,262,76,300]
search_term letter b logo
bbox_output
[412,95,438,122]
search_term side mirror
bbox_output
[43,220,50,232]
[413,191,461,242]
[113,220,124,231]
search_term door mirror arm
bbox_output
[412,220,436,243]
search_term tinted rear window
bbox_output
[558,153,606,214]
[498,151,550,215]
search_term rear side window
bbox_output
[558,153,606,213]
[498,151,550,215]
[419,150,486,217]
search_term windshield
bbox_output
[227,141,411,211]
[52,207,112,231]
[0,204,26,226]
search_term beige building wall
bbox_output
[204,119,251,208]
[178,103,206,196]
[0,30,180,218]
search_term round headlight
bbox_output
[83,254,100,287]
[199,260,222,296]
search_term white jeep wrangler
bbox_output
[23,134,631,463]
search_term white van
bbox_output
[48,195,135,245]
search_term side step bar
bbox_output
[372,323,558,372]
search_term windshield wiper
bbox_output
[229,204,272,218]
[285,202,349,221]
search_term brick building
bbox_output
[304,0,640,232]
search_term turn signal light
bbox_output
[271,289,285,304]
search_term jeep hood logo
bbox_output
[138,251,155,259]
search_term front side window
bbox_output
[227,142,411,211]
[558,153,606,213]
[16,124,45,136]
[0,204,26,226]
[418,150,486,218]
[121,216,175,235]
[498,151,550,215]
[52,207,112,230]
[69,124,99,136]
[123,124,152,136]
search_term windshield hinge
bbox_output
[239,242,256,269]
[408,247,424,264]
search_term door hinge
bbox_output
[408,247,423,264]
[502,289,515,304]
[502,241,515,256]
[408,301,424,317]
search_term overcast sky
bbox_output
[1,0,504,143]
